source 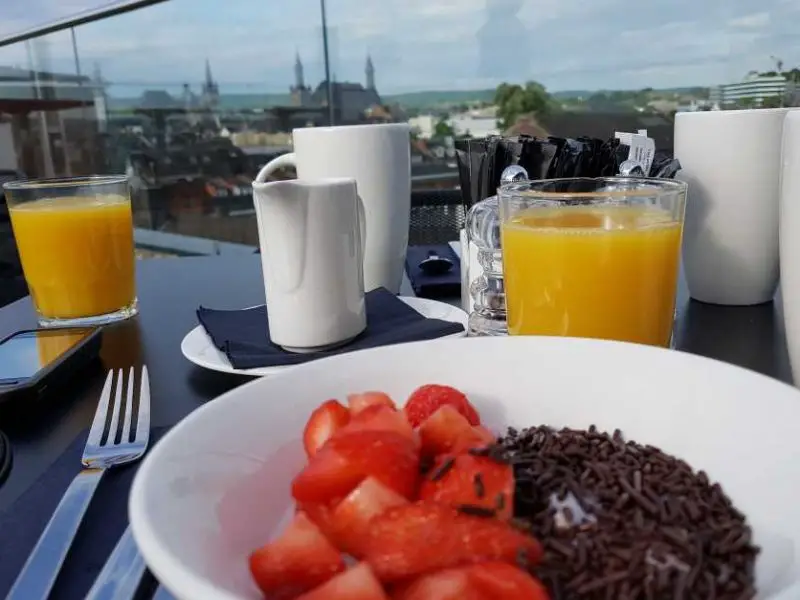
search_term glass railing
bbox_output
[0,0,794,265]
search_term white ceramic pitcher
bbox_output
[252,176,366,353]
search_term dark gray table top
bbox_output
[0,254,792,512]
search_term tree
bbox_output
[761,96,784,109]
[434,118,454,138]
[494,81,554,131]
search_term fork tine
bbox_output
[107,369,123,445]
[121,367,134,444]
[135,365,151,446]
[86,370,114,447]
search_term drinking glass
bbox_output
[499,177,687,347]
[4,176,138,327]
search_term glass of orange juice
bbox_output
[499,177,687,347]
[3,176,137,327]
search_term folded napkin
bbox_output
[0,427,169,600]
[197,287,465,370]
[405,244,461,299]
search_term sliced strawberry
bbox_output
[303,399,351,458]
[347,391,396,415]
[338,405,416,445]
[292,430,420,504]
[468,562,550,598]
[330,477,409,556]
[393,563,549,600]
[419,453,514,520]
[450,426,496,454]
[297,500,336,539]
[391,567,478,600]
[418,405,474,457]
[404,384,480,428]
[361,502,543,582]
[299,478,408,557]
[297,563,389,600]
[248,512,345,599]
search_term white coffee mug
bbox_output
[252,176,366,353]
[676,109,790,305]
[780,110,800,384]
[256,123,411,294]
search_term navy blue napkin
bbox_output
[405,244,461,299]
[0,427,170,600]
[197,287,465,370]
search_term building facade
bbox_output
[710,74,794,107]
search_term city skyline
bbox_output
[0,0,799,96]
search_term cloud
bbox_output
[728,12,771,29]
[0,0,797,95]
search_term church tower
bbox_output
[290,52,311,106]
[294,51,305,89]
[201,58,220,109]
[366,54,375,90]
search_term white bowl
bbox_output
[130,336,800,600]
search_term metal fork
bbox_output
[5,367,150,600]
[85,525,177,600]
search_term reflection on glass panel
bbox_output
[0,0,794,262]
[0,30,101,179]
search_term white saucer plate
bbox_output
[180,296,468,376]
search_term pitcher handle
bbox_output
[256,153,297,183]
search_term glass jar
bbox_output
[465,165,528,336]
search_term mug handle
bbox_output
[255,153,297,183]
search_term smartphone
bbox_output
[0,327,102,408]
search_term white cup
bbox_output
[780,110,800,384]
[675,108,790,305]
[256,123,411,294]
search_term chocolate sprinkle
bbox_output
[429,456,455,482]
[496,426,759,599]
[456,504,496,518]
[473,473,486,498]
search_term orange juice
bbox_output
[9,195,136,320]
[501,205,682,346]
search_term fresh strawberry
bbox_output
[418,405,474,457]
[292,430,420,504]
[248,512,345,599]
[404,384,480,428]
[303,399,351,458]
[299,477,408,557]
[360,502,543,581]
[338,405,416,446]
[449,426,496,454]
[347,391,396,414]
[297,500,336,538]
[391,567,477,600]
[419,453,514,520]
[393,563,549,600]
[468,562,550,598]
[331,477,409,556]
[297,562,389,600]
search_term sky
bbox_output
[0,0,799,97]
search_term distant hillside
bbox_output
[106,85,708,113]
[383,89,495,108]
[552,87,709,100]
